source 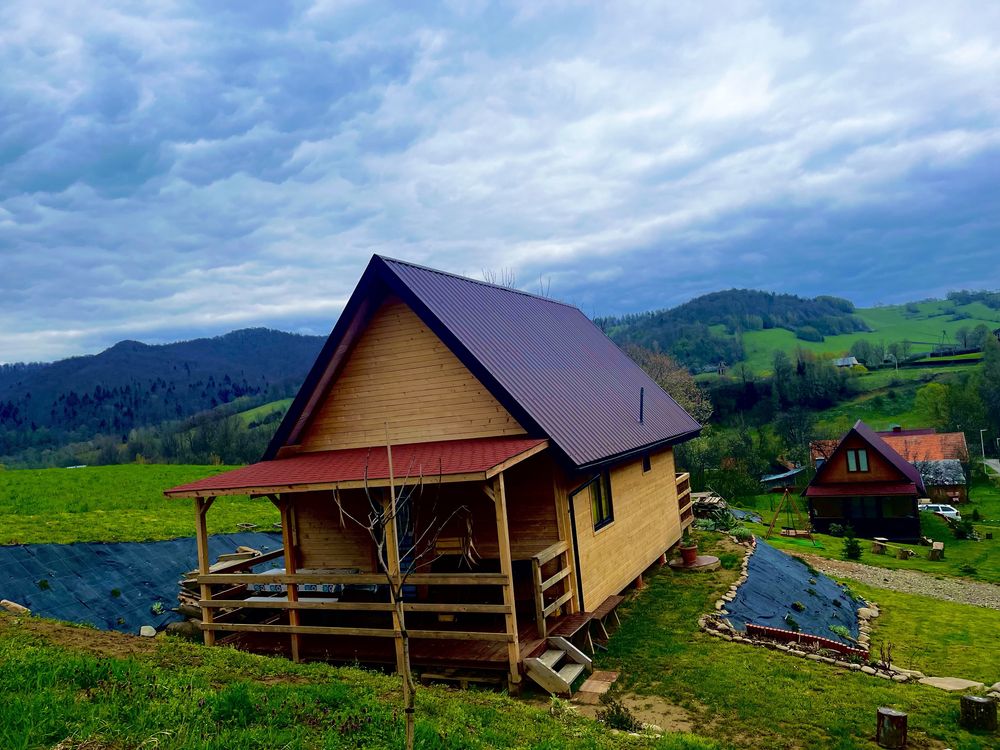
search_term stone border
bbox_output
[697,535,926,684]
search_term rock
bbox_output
[0,600,30,615]
[917,676,985,691]
[139,625,157,637]
[892,675,909,683]
[861,666,877,675]
[990,682,1000,693]
[857,607,876,620]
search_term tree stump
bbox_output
[959,695,997,731]
[876,707,907,748]
[871,538,888,554]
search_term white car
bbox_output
[920,503,962,521]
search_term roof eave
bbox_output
[572,426,703,473]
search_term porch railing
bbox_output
[195,571,514,642]
[676,472,693,525]
[530,540,572,638]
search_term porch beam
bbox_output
[491,473,521,690]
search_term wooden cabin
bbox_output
[165,255,701,694]
[803,420,924,540]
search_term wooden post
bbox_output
[959,695,997,731]
[194,496,216,647]
[278,496,301,663]
[531,556,546,638]
[876,707,907,748]
[552,474,579,615]
[493,472,521,692]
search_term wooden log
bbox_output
[876,707,907,748]
[959,695,997,731]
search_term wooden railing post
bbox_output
[277,496,301,662]
[492,473,521,691]
[531,557,546,637]
[194,496,216,647]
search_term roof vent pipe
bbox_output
[639,387,644,424]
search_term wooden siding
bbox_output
[819,435,905,484]
[568,447,681,609]
[292,490,378,572]
[299,297,525,451]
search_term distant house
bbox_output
[803,420,925,539]
[811,426,969,503]
[164,255,701,694]
[831,356,860,368]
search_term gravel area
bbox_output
[791,554,1000,611]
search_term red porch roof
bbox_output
[164,436,547,497]
[804,482,918,497]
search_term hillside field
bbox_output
[739,298,1000,373]
[0,464,278,545]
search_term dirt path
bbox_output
[791,554,1000,611]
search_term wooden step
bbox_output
[558,662,585,686]
[539,649,564,669]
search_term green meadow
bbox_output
[0,464,278,545]
[739,298,1000,373]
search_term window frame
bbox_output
[846,448,869,473]
[589,472,615,531]
[641,453,652,473]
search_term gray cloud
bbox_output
[1,0,999,362]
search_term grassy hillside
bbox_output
[0,464,277,545]
[740,298,1000,373]
[0,614,715,750]
[236,398,293,426]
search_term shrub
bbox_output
[783,614,800,632]
[732,525,753,542]
[597,696,643,732]
[953,519,976,540]
[959,563,978,576]
[791,601,806,612]
[828,523,845,537]
[971,508,982,521]
[841,526,862,560]
[828,624,852,640]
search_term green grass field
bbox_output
[236,398,293,425]
[0,464,278,545]
[738,298,1000,373]
[735,482,1000,583]
[0,614,718,750]
[600,534,998,750]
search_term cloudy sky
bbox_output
[2,1,1000,362]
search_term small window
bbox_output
[642,453,652,473]
[846,449,869,473]
[590,472,614,531]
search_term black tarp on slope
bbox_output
[0,533,282,633]
[724,538,861,645]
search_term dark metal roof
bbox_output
[266,255,701,468]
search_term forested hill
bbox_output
[597,289,869,370]
[0,328,324,457]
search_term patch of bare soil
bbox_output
[0,612,160,659]
[573,692,696,734]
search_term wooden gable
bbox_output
[815,432,909,485]
[298,296,526,452]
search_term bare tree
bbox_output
[331,434,474,750]
[482,267,518,288]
